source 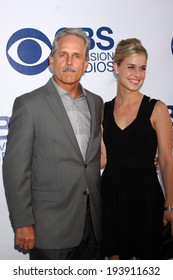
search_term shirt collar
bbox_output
[51,77,86,97]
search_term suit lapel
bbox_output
[45,79,83,159]
[85,93,96,161]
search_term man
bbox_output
[3,28,103,260]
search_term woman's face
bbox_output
[114,53,147,92]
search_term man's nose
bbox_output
[66,55,72,65]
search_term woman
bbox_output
[101,38,173,259]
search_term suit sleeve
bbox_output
[3,96,35,230]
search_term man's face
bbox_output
[49,35,88,88]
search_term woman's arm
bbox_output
[152,100,173,234]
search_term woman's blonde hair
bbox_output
[114,38,148,65]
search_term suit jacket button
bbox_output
[83,191,88,196]
[84,164,87,168]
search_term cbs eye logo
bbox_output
[6,28,52,75]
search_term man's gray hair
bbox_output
[50,28,90,60]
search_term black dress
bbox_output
[101,95,165,259]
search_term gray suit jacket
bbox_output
[3,78,103,249]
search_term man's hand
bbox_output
[154,156,159,173]
[15,225,35,250]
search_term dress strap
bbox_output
[134,95,158,152]
[103,98,114,128]
[137,95,158,121]
[146,98,158,118]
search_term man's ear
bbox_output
[49,55,54,71]
[84,60,88,73]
